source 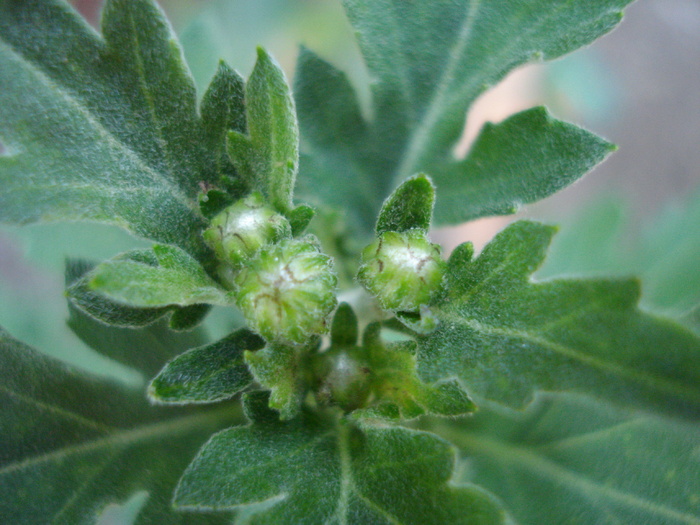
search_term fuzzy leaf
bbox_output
[149,329,264,405]
[200,60,247,199]
[417,220,700,420]
[0,327,236,523]
[355,324,475,420]
[67,259,172,328]
[88,244,234,307]
[0,0,253,256]
[66,259,207,378]
[229,47,299,214]
[296,0,631,230]
[294,48,378,232]
[331,302,359,347]
[540,188,700,316]
[376,173,435,234]
[244,339,319,420]
[441,393,700,524]
[174,391,505,524]
[435,107,616,223]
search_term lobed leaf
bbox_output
[0,327,236,524]
[0,0,249,257]
[438,393,700,524]
[354,324,476,420]
[295,0,632,230]
[174,391,506,524]
[244,339,319,420]
[434,107,616,224]
[417,221,700,420]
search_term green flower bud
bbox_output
[234,238,338,343]
[357,229,445,311]
[314,346,372,412]
[203,192,291,266]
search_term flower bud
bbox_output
[314,346,372,412]
[234,238,338,343]
[357,230,445,311]
[203,192,291,266]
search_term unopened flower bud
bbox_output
[234,238,338,343]
[203,192,291,266]
[357,230,445,311]
[314,346,372,412]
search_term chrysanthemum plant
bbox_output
[2,0,699,523]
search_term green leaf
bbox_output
[66,258,208,378]
[417,220,700,420]
[149,329,264,405]
[174,391,505,524]
[376,173,435,234]
[331,302,359,347]
[540,188,700,316]
[88,244,235,307]
[437,393,700,524]
[229,47,299,214]
[200,60,247,198]
[0,327,236,523]
[244,339,319,420]
[355,324,475,420]
[294,48,379,232]
[169,303,212,332]
[0,0,248,256]
[434,107,616,223]
[296,0,631,229]
[67,259,172,328]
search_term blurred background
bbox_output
[1,0,698,379]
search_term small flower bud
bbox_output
[314,346,372,412]
[203,192,291,266]
[234,238,338,343]
[357,230,445,311]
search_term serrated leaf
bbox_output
[0,327,236,524]
[173,392,505,524]
[416,220,700,420]
[355,324,475,420]
[376,173,435,234]
[244,339,319,420]
[0,0,253,256]
[439,393,700,524]
[149,329,264,405]
[296,0,631,229]
[229,47,299,214]
[435,107,616,223]
[89,244,234,308]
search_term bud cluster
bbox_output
[203,193,337,343]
